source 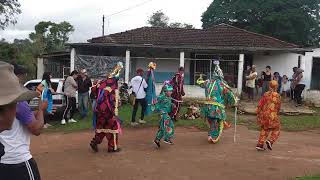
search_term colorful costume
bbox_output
[256,80,281,151]
[169,68,185,121]
[90,62,123,153]
[198,60,236,143]
[145,62,157,116]
[154,84,175,147]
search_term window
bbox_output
[298,56,301,68]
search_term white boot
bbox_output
[68,119,77,123]
[61,119,66,125]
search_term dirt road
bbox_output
[31,126,320,180]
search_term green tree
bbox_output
[29,21,74,54]
[147,10,169,27]
[169,22,195,29]
[147,10,195,29]
[0,0,21,29]
[0,39,17,60]
[0,39,36,79]
[201,0,320,46]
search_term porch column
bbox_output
[300,55,306,71]
[70,48,76,71]
[125,50,130,84]
[237,54,245,95]
[37,57,44,79]
[180,51,185,67]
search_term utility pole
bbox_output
[102,15,105,36]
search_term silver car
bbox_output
[24,79,66,116]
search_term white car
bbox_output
[24,79,66,115]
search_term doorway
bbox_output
[310,57,320,90]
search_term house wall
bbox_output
[132,58,191,84]
[304,48,320,90]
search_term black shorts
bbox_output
[247,87,254,97]
[0,158,41,180]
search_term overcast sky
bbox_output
[0,0,213,43]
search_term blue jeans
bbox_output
[78,92,89,117]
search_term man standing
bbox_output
[294,68,306,106]
[290,67,298,101]
[77,69,92,118]
[61,70,78,125]
[170,67,185,121]
[246,65,257,101]
[0,62,43,180]
[130,68,148,126]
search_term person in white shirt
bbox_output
[130,68,148,126]
[0,63,44,180]
[294,68,306,106]
[245,65,258,101]
[281,75,290,100]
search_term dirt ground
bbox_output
[31,126,320,180]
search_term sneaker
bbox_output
[131,122,139,126]
[256,145,266,151]
[108,148,121,153]
[154,139,160,148]
[163,139,174,145]
[90,142,98,152]
[138,119,146,124]
[68,119,77,123]
[43,123,52,129]
[266,140,273,150]
[61,119,66,125]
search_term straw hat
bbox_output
[0,61,38,106]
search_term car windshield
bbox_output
[25,82,59,92]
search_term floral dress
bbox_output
[155,94,174,141]
[202,79,236,143]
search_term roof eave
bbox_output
[68,43,310,53]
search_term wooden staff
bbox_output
[115,89,119,116]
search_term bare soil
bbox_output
[31,126,320,180]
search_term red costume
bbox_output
[170,69,185,121]
[256,80,281,151]
[90,63,123,153]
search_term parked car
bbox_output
[24,79,66,119]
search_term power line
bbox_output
[106,0,154,18]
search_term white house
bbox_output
[39,24,318,98]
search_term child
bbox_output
[281,75,290,100]
[256,80,281,151]
[153,84,175,148]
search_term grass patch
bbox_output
[294,176,320,180]
[45,105,208,133]
[281,114,320,131]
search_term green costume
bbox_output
[199,60,237,143]
[154,85,174,142]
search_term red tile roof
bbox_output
[88,24,299,49]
